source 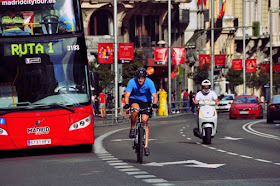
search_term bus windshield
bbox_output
[0,0,81,36]
[0,37,90,109]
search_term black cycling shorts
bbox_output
[129,98,151,115]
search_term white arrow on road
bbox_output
[143,160,225,169]
[220,136,243,140]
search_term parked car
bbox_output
[229,95,263,119]
[267,95,280,123]
[216,94,235,112]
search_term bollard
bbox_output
[158,90,167,116]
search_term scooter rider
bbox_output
[193,79,220,106]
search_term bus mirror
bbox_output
[42,15,59,34]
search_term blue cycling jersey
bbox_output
[126,77,156,102]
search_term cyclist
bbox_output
[123,67,158,156]
[193,79,220,106]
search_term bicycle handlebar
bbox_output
[130,107,151,112]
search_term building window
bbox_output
[89,10,113,36]
[129,15,159,48]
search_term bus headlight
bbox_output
[0,128,8,135]
[69,115,91,131]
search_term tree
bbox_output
[88,59,114,91]
[121,50,145,86]
[226,68,243,93]
[193,64,209,86]
[247,72,269,92]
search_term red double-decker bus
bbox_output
[0,0,94,151]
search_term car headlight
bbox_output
[231,108,237,111]
[69,115,91,131]
[0,128,8,135]
[252,107,258,110]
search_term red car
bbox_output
[229,95,263,119]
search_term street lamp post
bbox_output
[269,8,280,100]
[243,0,246,95]
[114,0,118,121]
[210,0,214,87]
[168,0,172,113]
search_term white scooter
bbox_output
[193,100,217,144]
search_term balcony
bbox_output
[85,35,124,53]
[272,34,280,47]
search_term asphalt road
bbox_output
[0,112,279,186]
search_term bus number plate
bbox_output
[28,139,51,146]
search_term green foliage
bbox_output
[252,21,260,37]
[226,68,243,86]
[88,59,114,91]
[193,64,209,85]
[94,64,114,90]
[247,72,269,91]
[273,73,280,88]
[121,50,145,86]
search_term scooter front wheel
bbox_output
[203,127,212,144]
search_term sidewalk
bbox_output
[93,112,195,127]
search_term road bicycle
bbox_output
[130,107,151,163]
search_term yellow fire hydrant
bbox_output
[158,90,167,116]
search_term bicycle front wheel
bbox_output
[137,126,145,163]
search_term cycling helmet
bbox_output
[201,79,211,95]
[135,67,147,77]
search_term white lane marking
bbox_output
[119,168,140,172]
[115,165,134,169]
[111,138,157,142]
[94,128,127,154]
[242,120,280,140]
[135,175,156,178]
[107,160,123,163]
[255,159,272,163]
[126,171,148,175]
[143,179,168,183]
[108,162,128,166]
[199,131,279,166]
[239,155,253,159]
[220,136,243,140]
[226,152,238,156]
[94,128,174,185]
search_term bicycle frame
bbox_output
[131,107,150,163]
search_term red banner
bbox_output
[232,59,242,70]
[273,63,280,72]
[246,59,257,73]
[260,63,270,74]
[154,47,167,63]
[118,43,134,61]
[199,54,211,69]
[215,54,226,67]
[98,43,114,64]
[172,47,185,65]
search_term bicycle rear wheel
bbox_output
[137,126,145,163]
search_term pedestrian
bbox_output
[99,91,107,122]
[92,95,97,115]
[171,88,178,113]
[189,91,196,114]
[260,94,266,110]
[183,89,189,113]
[122,90,129,118]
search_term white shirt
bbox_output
[195,90,218,101]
